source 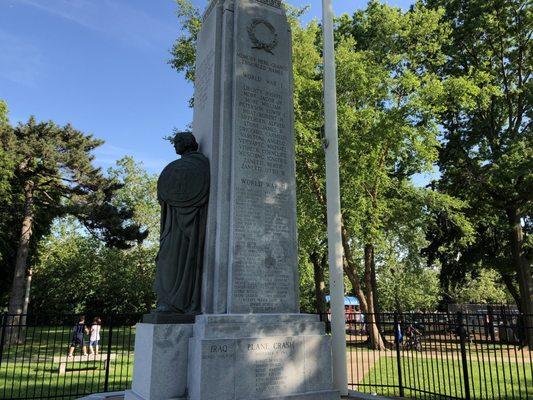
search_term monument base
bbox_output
[125,323,193,400]
[126,315,338,400]
[187,314,339,400]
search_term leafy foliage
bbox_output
[31,156,160,314]
[445,268,513,305]
[0,100,7,125]
[296,1,471,321]
[1,118,146,247]
[107,157,159,245]
[377,262,440,312]
[423,0,532,315]
[31,219,156,315]
[0,117,147,311]
[168,0,202,83]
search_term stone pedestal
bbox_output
[125,324,193,400]
[187,314,338,400]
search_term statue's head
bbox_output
[171,131,199,155]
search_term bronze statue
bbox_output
[154,132,209,314]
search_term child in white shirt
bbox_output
[89,317,102,355]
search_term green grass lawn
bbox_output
[354,353,532,399]
[0,356,134,399]
[0,325,135,399]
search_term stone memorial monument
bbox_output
[125,0,338,399]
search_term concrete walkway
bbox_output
[344,389,404,399]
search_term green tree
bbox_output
[292,19,330,315]
[105,156,160,311]
[377,263,440,312]
[0,99,14,211]
[169,0,202,84]
[445,269,513,305]
[31,157,160,315]
[375,190,462,312]
[423,0,532,337]
[0,101,13,285]
[0,100,15,304]
[107,156,160,244]
[296,1,457,348]
[31,218,156,315]
[0,118,147,341]
[0,100,7,125]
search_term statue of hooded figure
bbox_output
[154,132,209,314]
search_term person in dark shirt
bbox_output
[68,315,89,357]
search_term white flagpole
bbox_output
[322,0,348,395]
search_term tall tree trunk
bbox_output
[19,268,33,341]
[7,181,34,344]
[364,243,386,350]
[21,268,32,316]
[310,251,327,315]
[340,224,368,312]
[303,160,369,309]
[507,207,533,347]
[370,246,382,322]
[500,272,521,308]
[369,243,390,345]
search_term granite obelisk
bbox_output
[195,0,299,315]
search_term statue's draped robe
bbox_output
[155,152,209,314]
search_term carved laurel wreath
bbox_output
[247,18,278,55]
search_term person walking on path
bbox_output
[89,317,102,355]
[68,315,88,357]
[484,314,495,342]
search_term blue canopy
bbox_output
[324,295,359,306]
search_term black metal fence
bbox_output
[323,311,533,400]
[1,311,532,399]
[0,313,141,399]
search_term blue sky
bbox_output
[0,0,415,174]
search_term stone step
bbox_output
[194,321,325,338]
[194,313,320,325]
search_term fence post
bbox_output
[0,313,7,369]
[458,312,471,400]
[103,316,114,393]
[394,312,404,397]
